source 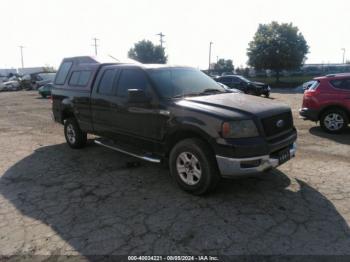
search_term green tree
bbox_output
[213,59,234,74]
[128,40,167,64]
[247,22,309,82]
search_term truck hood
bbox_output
[177,93,290,119]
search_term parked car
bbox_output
[52,56,297,195]
[2,79,21,91]
[215,75,270,97]
[35,72,56,88]
[38,83,53,98]
[299,73,350,133]
[217,82,242,93]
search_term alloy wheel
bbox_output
[176,152,202,186]
[324,113,344,131]
[66,124,76,144]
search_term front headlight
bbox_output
[222,120,259,138]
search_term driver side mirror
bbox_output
[127,89,151,104]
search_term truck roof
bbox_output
[61,56,119,65]
[60,56,192,70]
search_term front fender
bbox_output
[164,115,221,155]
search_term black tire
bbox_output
[64,117,87,148]
[264,92,270,98]
[41,94,46,98]
[169,138,220,195]
[320,109,349,134]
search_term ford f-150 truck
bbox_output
[52,56,297,195]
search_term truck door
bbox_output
[90,67,120,138]
[113,68,165,142]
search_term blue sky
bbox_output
[0,0,349,69]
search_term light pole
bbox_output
[19,45,24,69]
[208,41,213,75]
[341,48,346,64]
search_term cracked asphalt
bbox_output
[0,90,349,256]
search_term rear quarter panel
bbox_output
[52,88,93,132]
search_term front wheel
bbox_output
[169,138,220,195]
[320,109,348,134]
[64,117,87,148]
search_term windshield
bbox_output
[147,68,226,98]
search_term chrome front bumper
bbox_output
[216,143,296,178]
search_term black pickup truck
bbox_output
[52,56,297,195]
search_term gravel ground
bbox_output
[0,90,349,256]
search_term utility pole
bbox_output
[341,48,346,64]
[156,32,165,48]
[19,45,24,69]
[92,38,99,56]
[208,41,213,75]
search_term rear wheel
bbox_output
[64,117,87,148]
[169,138,220,195]
[320,109,348,134]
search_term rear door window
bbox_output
[55,62,73,85]
[231,77,241,84]
[330,79,350,90]
[98,69,117,95]
[219,77,232,84]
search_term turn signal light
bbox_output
[222,122,230,137]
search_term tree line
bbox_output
[128,22,309,82]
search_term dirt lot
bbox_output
[0,90,349,256]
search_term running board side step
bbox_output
[94,139,161,163]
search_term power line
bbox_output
[92,38,99,56]
[19,45,25,69]
[156,32,165,48]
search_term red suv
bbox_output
[299,73,350,133]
